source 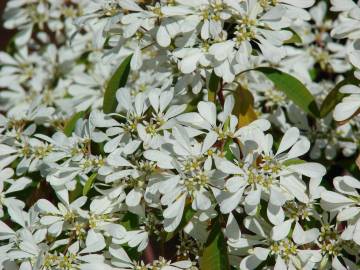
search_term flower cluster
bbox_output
[1,0,360,270]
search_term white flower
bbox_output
[216,126,326,219]
[137,88,186,149]
[144,125,226,231]
[229,216,320,270]
[1,0,360,267]
[330,1,360,40]
[110,246,194,270]
[0,168,31,217]
[67,61,111,111]
[321,176,360,245]
[37,196,87,236]
[113,229,149,252]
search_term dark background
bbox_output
[0,1,15,50]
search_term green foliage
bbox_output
[320,75,360,118]
[199,219,229,270]
[165,205,196,241]
[283,158,306,166]
[122,212,140,230]
[103,54,132,114]
[208,70,221,103]
[233,85,257,127]
[63,111,85,136]
[255,67,320,118]
[284,28,302,44]
[83,172,98,196]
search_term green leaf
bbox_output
[309,68,318,81]
[222,118,236,161]
[103,54,132,114]
[199,219,229,270]
[233,85,257,128]
[63,111,85,136]
[255,67,320,118]
[208,70,221,103]
[284,28,302,44]
[223,138,236,161]
[83,172,98,196]
[283,158,306,166]
[338,159,360,179]
[69,177,83,202]
[122,212,139,230]
[320,75,360,118]
[185,93,204,112]
[165,205,196,241]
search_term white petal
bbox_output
[286,138,310,160]
[126,189,142,207]
[343,176,360,189]
[179,53,202,74]
[353,220,360,245]
[321,191,353,204]
[202,131,218,153]
[193,190,211,210]
[240,254,264,270]
[271,219,293,241]
[276,127,299,155]
[107,149,134,167]
[218,159,243,174]
[37,199,60,214]
[225,176,245,193]
[274,256,287,270]
[5,177,31,194]
[287,162,326,178]
[143,150,173,169]
[339,85,360,94]
[209,41,234,61]
[254,247,270,260]
[164,208,186,232]
[0,220,15,236]
[171,261,193,268]
[293,222,319,244]
[157,25,171,47]
[280,175,308,203]
[198,101,217,127]
[267,202,285,225]
[0,168,14,180]
[0,144,17,155]
[269,186,288,206]
[119,0,143,11]
[40,216,62,226]
[130,46,143,70]
[8,205,26,228]
[80,264,113,270]
[163,193,186,219]
[321,191,354,212]
[220,187,244,214]
[337,207,360,221]
[334,101,360,122]
[109,246,132,262]
[226,213,241,241]
[81,229,106,254]
[90,111,119,128]
[245,189,261,206]
[281,0,315,8]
